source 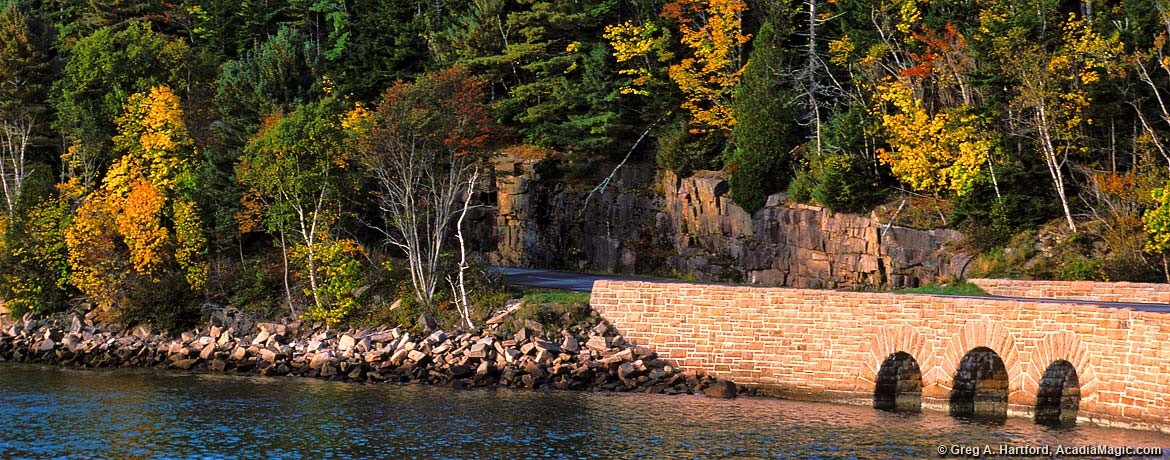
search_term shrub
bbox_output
[968,230,1039,278]
[292,238,366,325]
[0,195,73,316]
[1057,254,1100,281]
[656,117,725,176]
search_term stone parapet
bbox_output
[970,278,1170,305]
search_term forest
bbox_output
[2,0,1170,329]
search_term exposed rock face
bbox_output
[479,155,969,289]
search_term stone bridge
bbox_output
[590,279,1170,431]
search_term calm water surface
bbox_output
[1,363,1169,459]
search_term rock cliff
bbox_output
[477,156,970,289]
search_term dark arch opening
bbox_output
[874,351,922,412]
[1035,360,1080,426]
[950,347,1009,421]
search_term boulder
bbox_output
[199,343,216,360]
[704,380,738,399]
[561,335,580,353]
[449,364,474,379]
[338,334,356,352]
[586,335,609,353]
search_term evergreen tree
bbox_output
[728,21,802,213]
[214,25,319,143]
[326,0,429,101]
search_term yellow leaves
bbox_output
[65,86,207,313]
[605,21,658,59]
[895,0,920,34]
[109,86,192,194]
[604,20,671,96]
[173,197,207,290]
[875,78,994,196]
[1144,183,1170,254]
[290,238,366,325]
[829,35,854,67]
[65,191,125,313]
[341,102,373,138]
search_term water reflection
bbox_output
[1,363,1168,459]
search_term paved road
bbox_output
[492,267,1170,313]
[491,267,671,292]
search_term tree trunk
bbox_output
[279,229,294,317]
[1036,104,1077,232]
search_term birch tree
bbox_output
[0,4,49,216]
[237,98,362,323]
[353,67,496,308]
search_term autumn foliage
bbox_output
[354,67,497,308]
[661,0,750,135]
[65,86,206,320]
[13,0,1170,326]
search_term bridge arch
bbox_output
[1035,360,1080,425]
[950,346,1009,420]
[860,324,926,387]
[940,318,1023,400]
[1030,331,1096,408]
[874,351,922,412]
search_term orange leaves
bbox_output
[65,86,207,312]
[64,191,125,312]
[365,66,496,160]
[660,0,750,135]
[117,179,168,275]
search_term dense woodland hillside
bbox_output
[2,0,1170,329]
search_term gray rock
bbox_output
[426,330,447,345]
[534,340,561,353]
[418,313,437,331]
[35,339,54,352]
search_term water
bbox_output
[1,364,1169,459]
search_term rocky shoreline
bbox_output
[0,306,737,398]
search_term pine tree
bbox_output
[728,22,802,213]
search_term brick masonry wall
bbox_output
[591,280,1170,431]
[970,278,1170,304]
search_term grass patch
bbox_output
[522,290,591,305]
[896,281,988,296]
